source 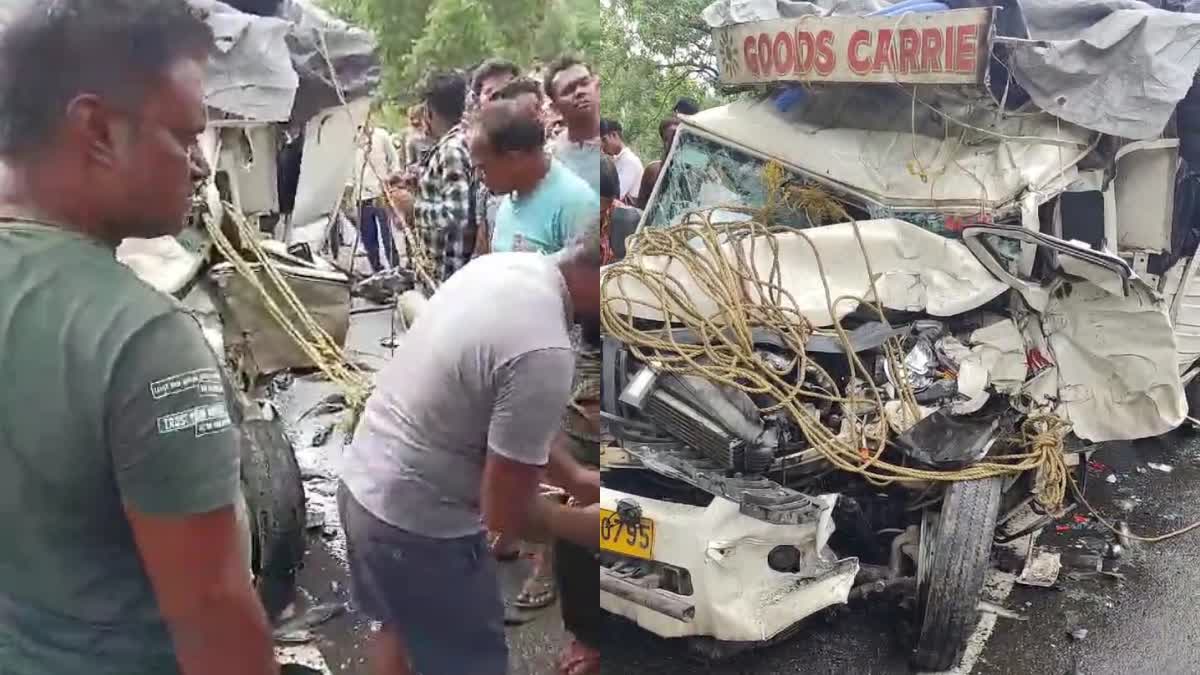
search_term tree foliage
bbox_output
[596,0,724,159]
[321,0,601,105]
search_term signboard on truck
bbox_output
[713,8,993,87]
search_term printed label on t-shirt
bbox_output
[150,368,224,400]
[156,402,233,437]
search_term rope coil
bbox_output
[601,194,1068,503]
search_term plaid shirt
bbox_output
[415,124,476,284]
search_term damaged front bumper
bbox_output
[599,485,858,643]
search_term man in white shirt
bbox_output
[600,118,644,204]
[352,122,401,272]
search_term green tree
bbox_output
[596,0,723,159]
[321,0,602,105]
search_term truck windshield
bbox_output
[643,129,795,229]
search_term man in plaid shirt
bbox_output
[412,71,477,286]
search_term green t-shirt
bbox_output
[0,222,242,674]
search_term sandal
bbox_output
[512,574,557,610]
[558,640,600,675]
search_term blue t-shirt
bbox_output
[492,159,599,254]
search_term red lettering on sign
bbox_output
[815,30,836,76]
[848,30,872,75]
[744,36,760,77]
[757,34,773,74]
[921,29,943,73]
[956,24,978,73]
[944,25,956,71]
[898,29,920,74]
[795,30,816,74]
[872,28,894,73]
[772,31,796,75]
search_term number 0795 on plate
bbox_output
[599,508,655,560]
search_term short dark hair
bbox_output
[600,118,623,137]
[477,100,545,153]
[421,70,468,125]
[600,156,620,200]
[543,54,591,100]
[471,58,520,96]
[0,0,213,158]
[494,78,543,103]
[673,98,700,115]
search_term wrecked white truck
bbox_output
[599,1,1200,669]
[115,0,380,620]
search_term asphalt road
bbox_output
[598,431,1200,675]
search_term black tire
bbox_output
[240,416,307,622]
[911,476,1003,672]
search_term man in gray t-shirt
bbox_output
[340,234,602,675]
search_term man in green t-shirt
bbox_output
[0,2,277,674]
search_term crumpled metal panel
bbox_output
[210,263,350,380]
[599,487,857,642]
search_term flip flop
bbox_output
[512,575,558,610]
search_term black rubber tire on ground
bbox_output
[240,416,307,622]
[911,476,1003,672]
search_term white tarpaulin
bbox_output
[606,218,1008,327]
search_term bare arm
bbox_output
[127,507,277,675]
[546,433,599,505]
[482,454,599,548]
[480,348,579,541]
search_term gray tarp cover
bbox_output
[702,0,1200,140]
[190,0,380,124]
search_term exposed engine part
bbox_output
[623,444,823,526]
[619,365,780,474]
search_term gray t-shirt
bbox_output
[0,222,241,675]
[342,253,576,538]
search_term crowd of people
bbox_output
[0,0,605,674]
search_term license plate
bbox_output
[600,508,655,560]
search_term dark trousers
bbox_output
[556,537,600,647]
[358,200,398,273]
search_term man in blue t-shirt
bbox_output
[469,101,599,256]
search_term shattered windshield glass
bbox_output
[644,130,785,229]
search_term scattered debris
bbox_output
[273,602,347,638]
[1115,521,1133,549]
[1147,462,1174,473]
[1069,627,1089,641]
[274,629,314,644]
[977,600,1027,621]
[1017,547,1062,588]
[311,423,334,447]
[1106,474,1118,484]
[305,510,326,531]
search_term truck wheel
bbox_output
[241,416,307,622]
[911,476,1002,671]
